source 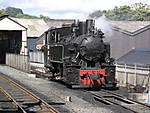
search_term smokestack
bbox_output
[79,22,86,35]
[86,19,95,35]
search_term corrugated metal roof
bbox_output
[116,48,150,64]
[12,18,49,37]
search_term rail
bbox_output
[0,73,59,113]
[0,87,27,113]
[89,90,150,113]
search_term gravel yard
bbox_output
[0,65,121,113]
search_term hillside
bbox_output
[0,7,50,19]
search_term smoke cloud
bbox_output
[95,15,113,38]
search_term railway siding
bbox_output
[0,88,19,113]
[90,90,150,113]
[0,73,58,113]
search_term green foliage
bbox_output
[16,14,39,19]
[0,7,50,19]
[131,3,150,21]
[5,7,23,17]
[39,14,50,20]
[109,6,133,20]
[89,3,150,21]
[0,9,5,16]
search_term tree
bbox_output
[5,6,39,19]
[0,7,51,19]
[0,9,5,16]
[131,3,150,21]
[39,14,50,20]
[16,13,39,19]
[89,3,150,21]
[5,7,23,17]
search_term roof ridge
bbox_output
[0,15,27,29]
[112,24,150,36]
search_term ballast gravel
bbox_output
[0,65,115,113]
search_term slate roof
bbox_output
[45,19,74,28]
[11,18,74,38]
[36,19,74,44]
[116,48,150,65]
[1,15,148,38]
[109,21,150,36]
[13,18,49,37]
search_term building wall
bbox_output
[106,28,150,59]
[27,37,38,52]
[134,29,150,48]
[20,30,28,55]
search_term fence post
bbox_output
[125,63,127,86]
[134,63,137,86]
[115,62,118,81]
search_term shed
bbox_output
[13,18,49,51]
[0,15,27,64]
[115,48,150,88]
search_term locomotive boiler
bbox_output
[44,19,117,89]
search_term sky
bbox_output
[0,0,150,19]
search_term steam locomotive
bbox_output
[44,19,117,89]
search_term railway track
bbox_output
[0,73,59,113]
[29,69,150,112]
[89,89,150,113]
[0,88,20,113]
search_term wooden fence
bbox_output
[116,62,150,88]
[6,53,31,73]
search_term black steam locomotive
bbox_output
[44,19,117,89]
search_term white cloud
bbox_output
[4,0,126,11]
[38,11,89,20]
[3,0,149,11]
[0,0,149,19]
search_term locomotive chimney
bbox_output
[79,22,86,35]
[86,19,95,35]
